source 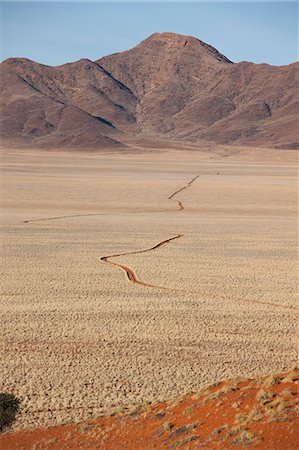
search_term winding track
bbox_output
[21,173,296,310]
[98,175,199,288]
[100,239,296,309]
[22,211,164,224]
[23,213,107,223]
[100,234,183,289]
[22,174,199,223]
[168,174,199,210]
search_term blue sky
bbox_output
[1,1,298,66]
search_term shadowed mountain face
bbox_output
[1,32,298,149]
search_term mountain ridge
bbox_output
[1,32,298,150]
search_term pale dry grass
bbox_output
[0,147,298,431]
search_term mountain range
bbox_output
[1,32,298,150]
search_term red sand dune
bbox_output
[1,369,298,449]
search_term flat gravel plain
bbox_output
[1,147,298,430]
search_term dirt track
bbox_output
[168,174,199,210]
[100,234,182,289]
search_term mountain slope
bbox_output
[1,32,298,149]
[99,33,298,148]
[0,58,135,148]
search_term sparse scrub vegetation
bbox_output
[220,424,245,441]
[281,388,294,396]
[235,413,245,423]
[192,388,209,400]
[232,430,260,445]
[263,374,281,386]
[247,407,263,422]
[282,368,299,383]
[232,401,241,409]
[1,367,298,448]
[162,421,174,432]
[81,424,94,431]
[204,384,240,403]
[206,424,228,440]
[256,389,273,403]
[0,393,20,432]
[266,398,282,409]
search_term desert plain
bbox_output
[0,143,298,432]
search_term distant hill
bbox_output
[1,32,298,150]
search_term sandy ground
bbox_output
[1,369,298,449]
[0,145,298,431]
